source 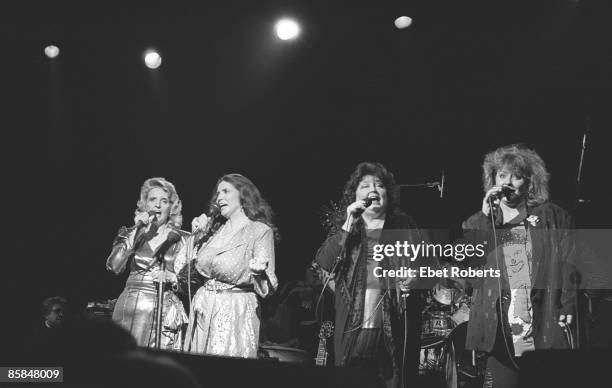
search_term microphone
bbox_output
[137,210,158,228]
[193,203,221,234]
[208,203,221,219]
[362,192,380,208]
[490,185,515,201]
[133,210,160,251]
[154,229,182,259]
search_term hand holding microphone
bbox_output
[191,214,210,233]
[490,185,515,200]
[347,192,380,216]
[191,203,220,234]
[481,185,515,216]
[363,193,380,208]
[134,210,158,228]
[342,192,381,231]
[132,210,159,251]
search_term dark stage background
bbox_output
[3,0,611,356]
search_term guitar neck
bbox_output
[315,338,328,366]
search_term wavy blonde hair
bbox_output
[135,177,183,228]
[482,144,550,206]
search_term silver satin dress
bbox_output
[106,224,188,349]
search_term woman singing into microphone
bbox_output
[181,173,278,358]
[106,177,189,349]
[460,145,577,387]
[315,162,433,388]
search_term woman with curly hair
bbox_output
[106,177,189,350]
[461,144,577,387]
[182,173,278,358]
[315,162,431,388]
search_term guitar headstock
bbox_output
[318,320,334,339]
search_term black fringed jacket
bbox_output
[315,213,434,378]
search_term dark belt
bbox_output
[152,281,179,292]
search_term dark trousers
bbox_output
[484,314,522,388]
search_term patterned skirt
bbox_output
[183,280,259,358]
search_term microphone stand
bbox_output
[154,255,166,350]
[399,171,445,198]
[574,116,590,349]
[153,231,180,350]
[575,116,589,206]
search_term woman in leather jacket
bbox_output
[106,177,189,349]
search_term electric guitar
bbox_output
[315,320,334,366]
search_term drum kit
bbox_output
[419,280,486,387]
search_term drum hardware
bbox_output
[418,280,485,384]
[418,322,486,383]
[399,171,445,198]
[422,311,454,340]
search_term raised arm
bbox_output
[106,226,136,275]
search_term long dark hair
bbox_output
[332,162,403,233]
[204,173,279,242]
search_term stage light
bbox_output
[44,45,60,58]
[394,16,413,29]
[144,50,162,69]
[275,18,300,40]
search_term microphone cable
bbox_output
[401,292,409,388]
[313,212,358,324]
[563,322,576,349]
[312,260,337,325]
[488,196,521,371]
[341,291,388,334]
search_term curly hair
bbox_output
[482,144,550,206]
[208,174,279,241]
[136,177,183,228]
[333,162,403,229]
